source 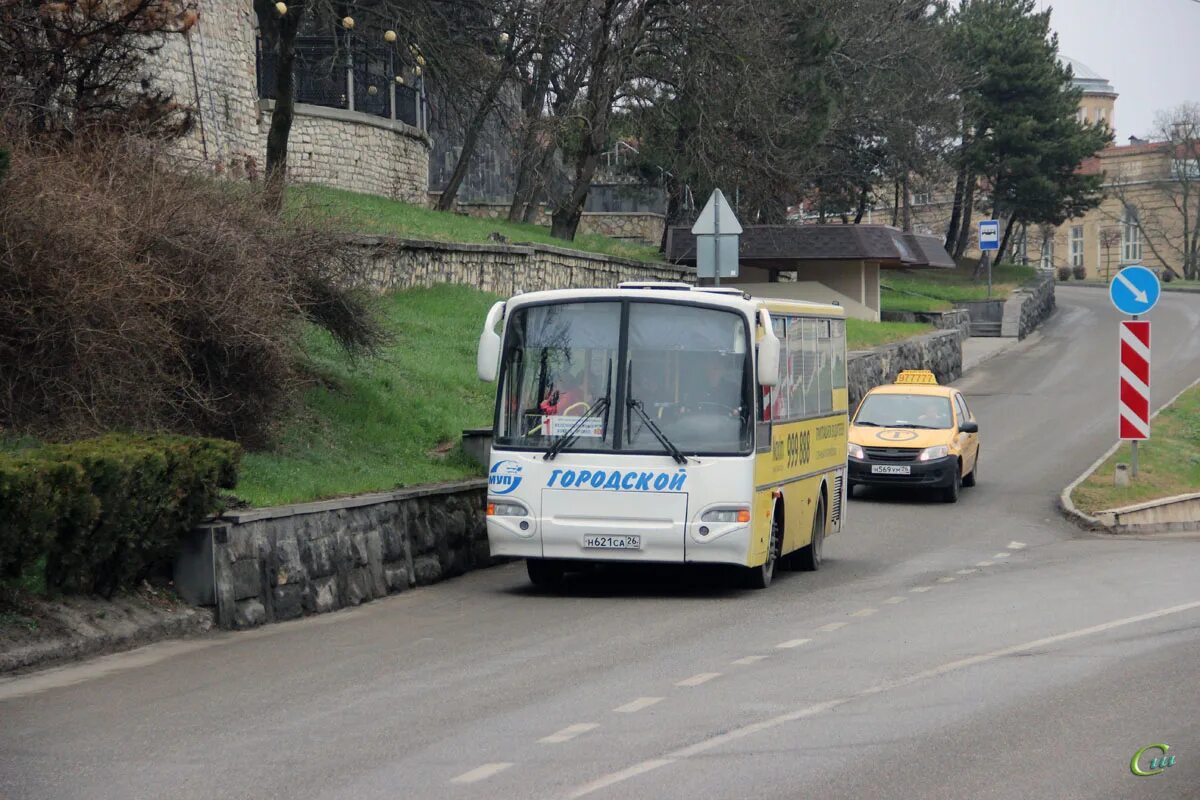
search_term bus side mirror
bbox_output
[477,301,505,381]
[757,309,780,387]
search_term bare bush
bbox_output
[0,131,383,445]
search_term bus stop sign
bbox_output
[978,220,999,251]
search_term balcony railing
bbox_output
[256,32,427,131]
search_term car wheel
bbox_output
[846,480,858,498]
[942,464,961,503]
[744,512,781,589]
[963,451,978,487]
[526,558,565,588]
[797,497,825,571]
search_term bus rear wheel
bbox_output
[526,558,565,588]
[744,513,781,589]
[796,497,825,571]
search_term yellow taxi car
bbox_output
[846,370,980,503]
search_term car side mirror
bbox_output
[959,420,979,434]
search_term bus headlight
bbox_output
[702,507,751,524]
[916,445,950,462]
[488,500,528,517]
[847,442,865,460]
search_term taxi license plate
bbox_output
[584,535,642,550]
[871,465,912,475]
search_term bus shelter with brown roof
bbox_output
[665,224,955,321]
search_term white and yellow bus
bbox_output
[477,282,849,589]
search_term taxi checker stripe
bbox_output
[1119,321,1151,441]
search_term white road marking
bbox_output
[937,576,957,583]
[451,763,512,784]
[614,697,664,714]
[992,552,1011,560]
[883,596,908,605]
[540,723,599,744]
[910,586,933,593]
[564,600,1200,798]
[676,672,720,687]
[957,568,979,575]
[817,622,848,632]
[850,608,877,617]
[775,638,811,649]
[1008,541,1027,550]
[731,655,769,665]
[976,561,994,567]
[565,759,675,799]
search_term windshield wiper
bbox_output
[544,360,611,461]
[855,421,884,427]
[890,423,941,430]
[627,397,687,465]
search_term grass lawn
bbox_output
[1071,382,1200,515]
[234,285,498,507]
[289,184,663,264]
[881,263,1037,313]
[846,319,932,350]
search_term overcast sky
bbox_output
[1037,0,1200,141]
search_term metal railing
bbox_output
[256,32,427,131]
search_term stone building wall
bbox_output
[344,235,691,296]
[146,0,430,202]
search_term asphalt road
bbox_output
[3,286,1200,800]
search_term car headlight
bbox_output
[701,507,751,523]
[917,445,950,462]
[488,500,528,516]
[847,443,865,460]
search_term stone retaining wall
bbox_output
[847,329,964,412]
[880,309,971,341]
[345,235,691,296]
[432,201,667,247]
[176,481,489,629]
[1002,273,1056,339]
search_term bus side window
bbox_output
[818,319,833,414]
[831,319,847,390]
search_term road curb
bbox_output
[1059,375,1200,534]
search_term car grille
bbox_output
[862,446,921,462]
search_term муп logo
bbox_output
[1131,744,1176,776]
[489,460,523,495]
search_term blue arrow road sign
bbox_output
[1109,265,1161,316]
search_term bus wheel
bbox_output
[526,558,564,588]
[797,497,825,571]
[744,513,781,589]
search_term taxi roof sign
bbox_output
[894,370,938,385]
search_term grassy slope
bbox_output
[881,263,1038,313]
[289,184,663,263]
[846,319,932,350]
[235,285,498,507]
[1072,382,1200,515]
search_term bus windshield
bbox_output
[494,300,753,456]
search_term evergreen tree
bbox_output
[950,0,1109,261]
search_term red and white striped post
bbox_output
[1118,319,1151,475]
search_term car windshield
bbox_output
[494,300,752,455]
[854,393,954,429]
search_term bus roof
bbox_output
[504,283,845,318]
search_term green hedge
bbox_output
[0,434,240,596]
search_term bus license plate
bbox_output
[871,465,911,475]
[584,535,642,550]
